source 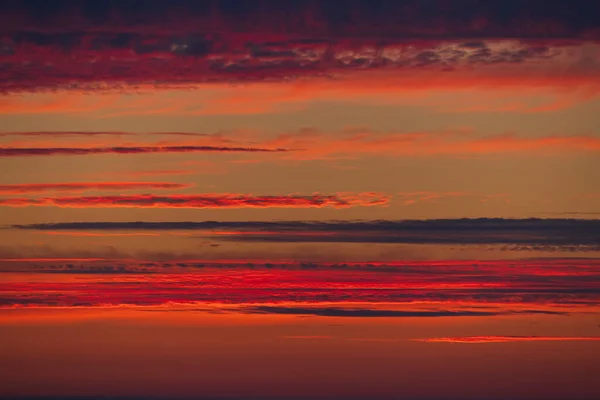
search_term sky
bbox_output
[0,1,599,399]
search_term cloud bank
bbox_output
[1,1,599,92]
[13,219,600,247]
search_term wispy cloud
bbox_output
[398,191,509,205]
[0,182,191,194]
[15,219,599,248]
[239,306,565,318]
[264,130,600,159]
[414,336,600,343]
[1,258,598,308]
[0,131,137,137]
[0,145,290,157]
[0,193,389,209]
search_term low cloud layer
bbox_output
[13,219,600,248]
[1,258,598,308]
[238,306,566,318]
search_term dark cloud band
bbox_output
[1,1,598,92]
[12,219,600,247]
[0,145,289,157]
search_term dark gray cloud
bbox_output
[1,1,597,93]
[12,219,600,247]
[3,1,599,38]
[0,145,289,157]
[238,306,567,318]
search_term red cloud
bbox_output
[1,1,599,93]
[0,258,599,309]
[0,193,390,209]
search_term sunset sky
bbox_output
[1,1,599,399]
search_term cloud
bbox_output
[119,169,198,177]
[2,130,599,159]
[282,336,334,340]
[0,131,136,137]
[37,232,161,238]
[3,1,599,39]
[398,191,509,205]
[264,130,600,159]
[414,336,600,343]
[1,257,598,308]
[0,193,389,209]
[0,182,191,194]
[0,145,290,157]
[238,306,565,318]
[14,219,600,248]
[0,131,212,137]
[4,130,600,160]
[1,1,599,93]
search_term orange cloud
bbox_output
[398,192,509,205]
[3,129,598,159]
[265,130,600,159]
[0,182,191,194]
[37,232,161,237]
[2,65,600,116]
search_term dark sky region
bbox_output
[0,1,599,400]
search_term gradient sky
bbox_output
[1,1,599,399]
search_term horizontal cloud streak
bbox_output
[0,131,137,137]
[0,131,213,137]
[1,258,598,308]
[0,259,600,310]
[0,145,290,157]
[239,306,539,318]
[13,219,600,247]
[4,0,599,38]
[2,130,599,159]
[266,130,600,159]
[0,182,191,194]
[0,193,389,209]
[415,336,600,343]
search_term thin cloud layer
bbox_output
[239,306,532,318]
[0,182,191,194]
[0,145,290,157]
[0,193,389,209]
[264,130,600,159]
[414,336,600,343]
[13,219,600,247]
[2,131,599,159]
[1,257,599,309]
[0,131,212,137]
